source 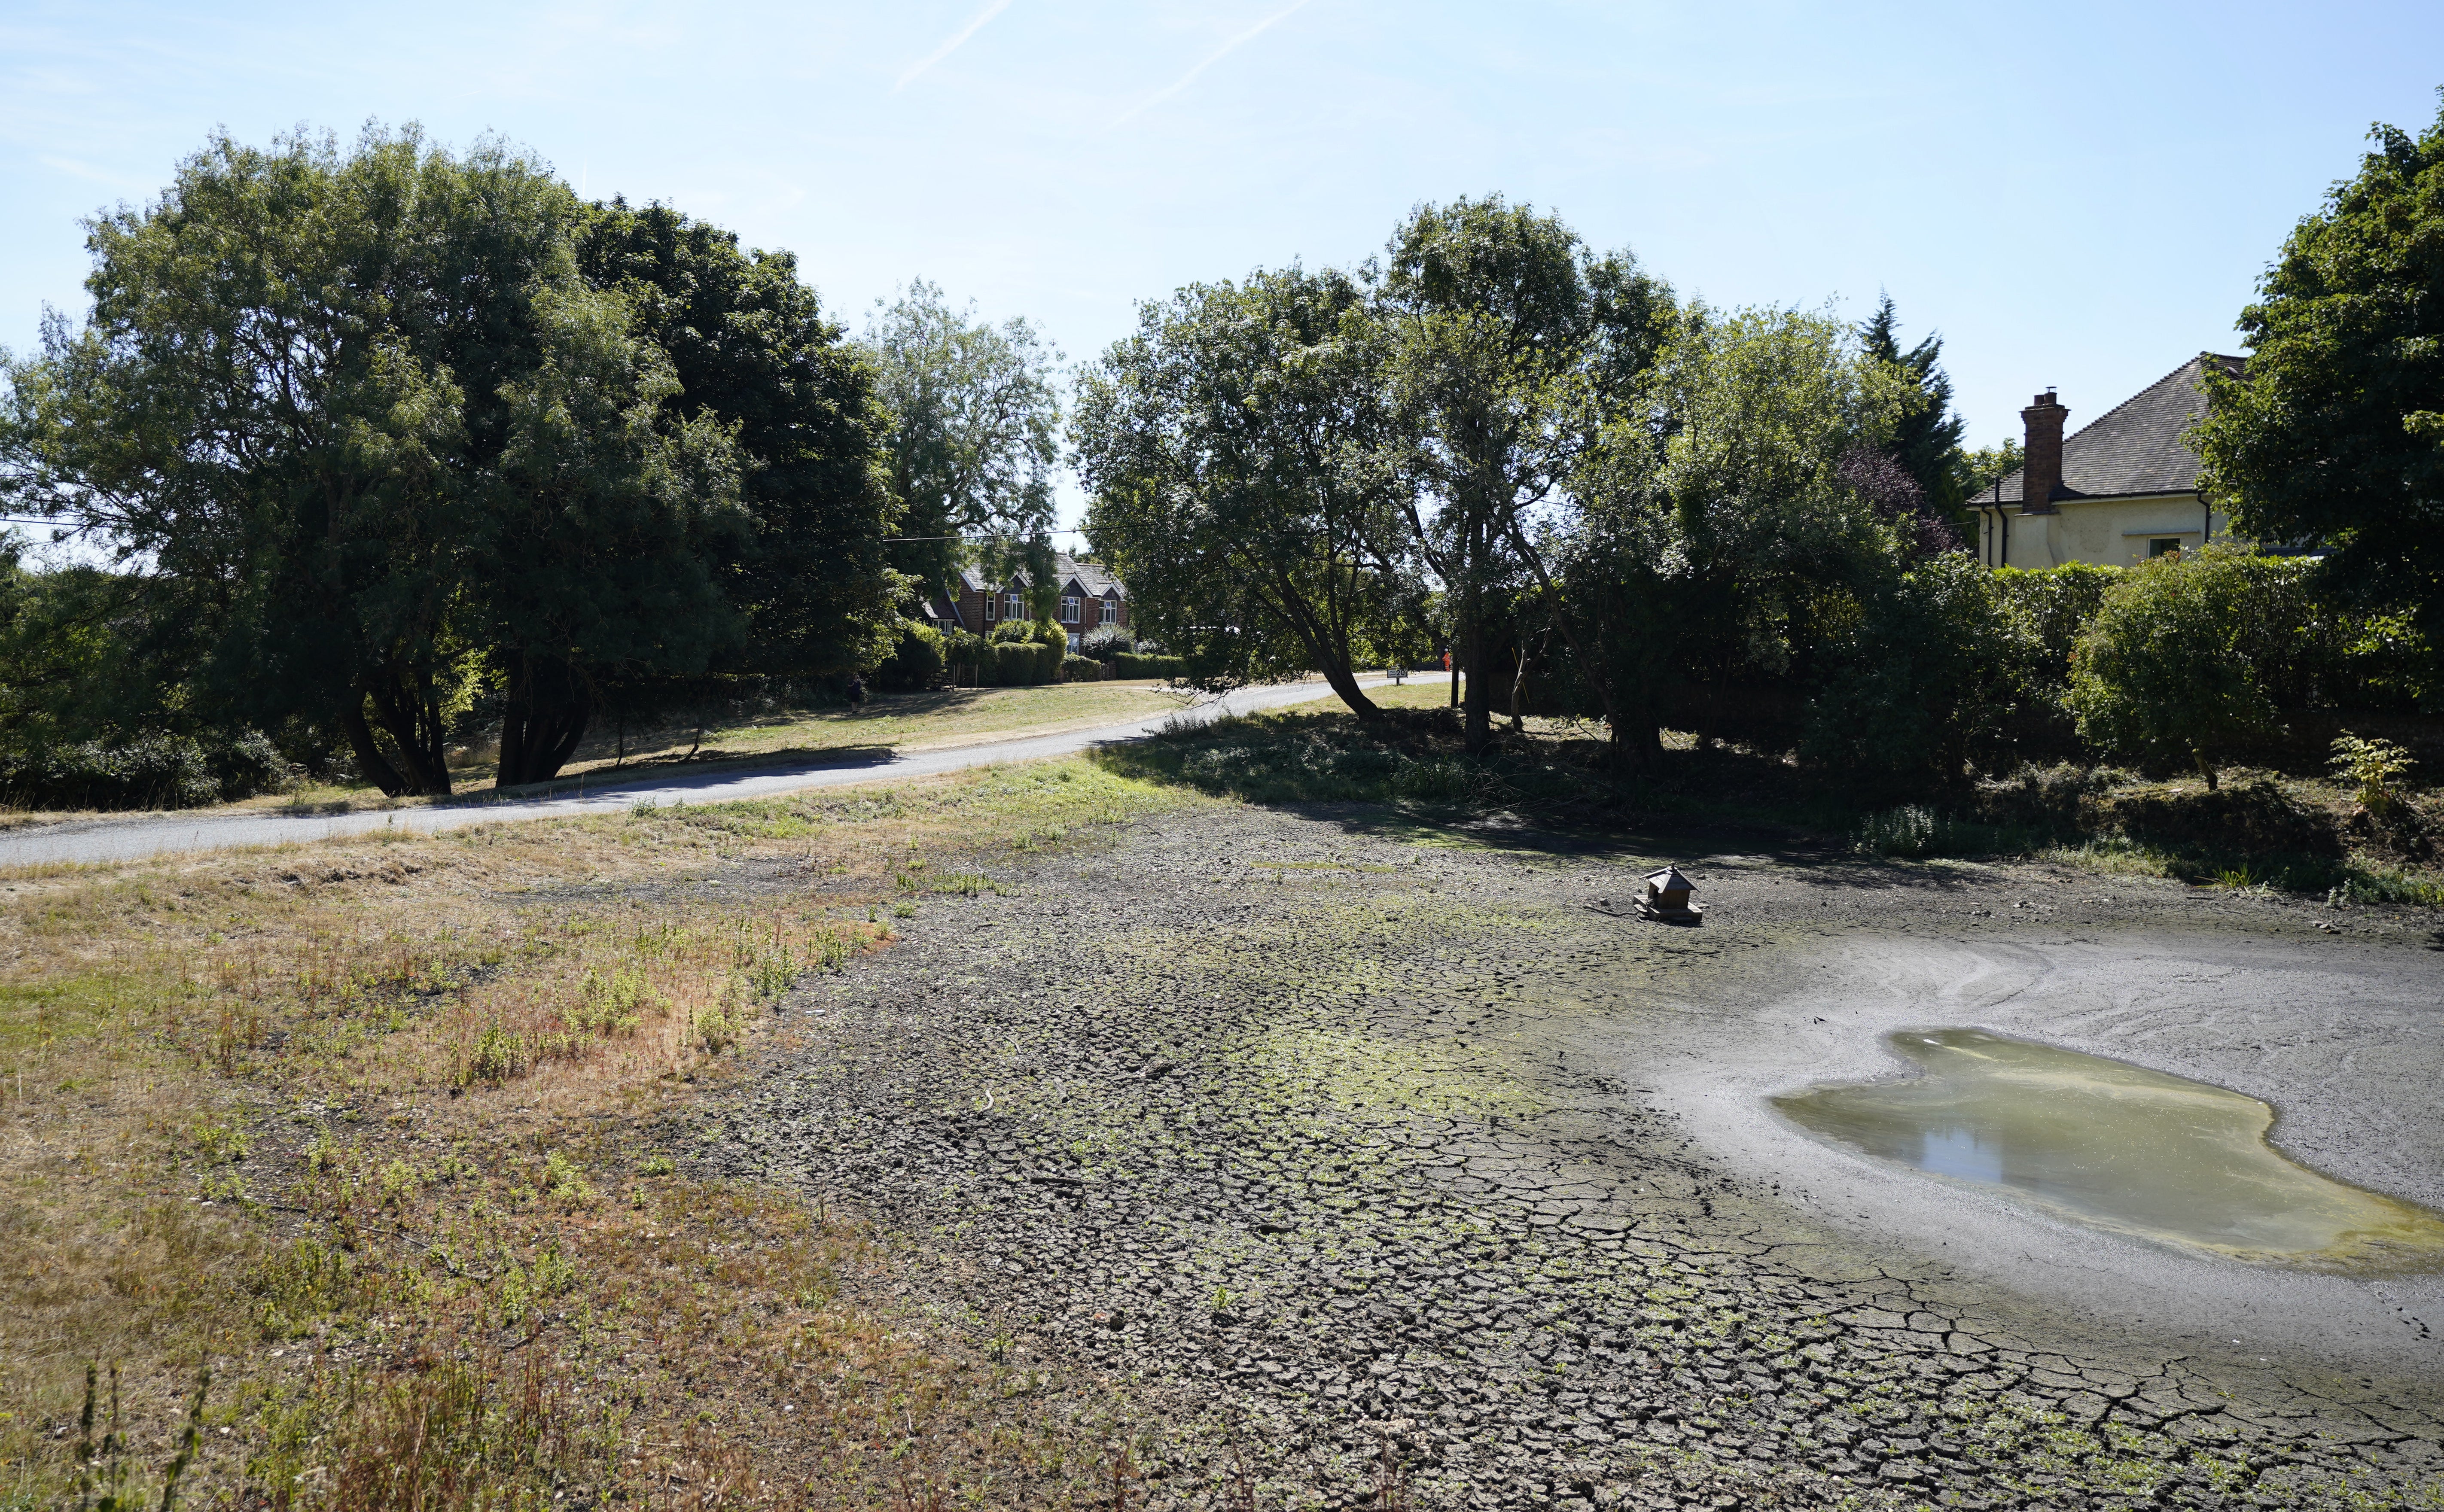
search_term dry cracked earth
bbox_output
[692,800,2444,1510]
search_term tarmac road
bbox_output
[0,675,1395,869]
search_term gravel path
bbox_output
[712,801,2444,1510]
[0,677,1382,868]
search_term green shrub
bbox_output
[0,735,242,811]
[1113,652,1187,681]
[984,639,1061,686]
[1991,563,2121,696]
[1801,553,2026,786]
[875,624,947,691]
[2067,547,2283,788]
[1079,627,1136,662]
[2331,734,2416,812]
[1061,654,1103,682]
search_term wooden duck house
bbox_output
[1638,866,1702,922]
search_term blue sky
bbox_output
[5,0,2440,532]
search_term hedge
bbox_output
[875,624,947,691]
[0,730,295,812]
[984,639,1063,686]
[1113,653,1187,680]
[1061,655,1105,682]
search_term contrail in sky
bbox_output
[896,0,1013,92]
[1113,0,1313,125]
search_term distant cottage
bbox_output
[923,552,1130,651]
[1972,355,2243,570]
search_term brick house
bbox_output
[923,552,1129,651]
[1970,355,2244,569]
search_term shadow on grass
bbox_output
[1090,707,1860,869]
[268,744,904,816]
[1090,706,2444,904]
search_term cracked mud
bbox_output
[704,803,2444,1509]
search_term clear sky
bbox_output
[6,0,2441,532]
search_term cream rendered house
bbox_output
[1972,355,2243,569]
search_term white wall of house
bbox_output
[1978,493,2227,569]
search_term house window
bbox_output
[1101,597,1118,625]
[981,591,994,621]
[1005,591,1024,620]
[1067,632,1082,652]
[1060,595,1082,624]
[2148,538,2183,558]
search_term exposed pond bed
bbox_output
[1774,1027,2444,1271]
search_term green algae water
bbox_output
[1774,1028,2444,1269]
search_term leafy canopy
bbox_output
[859,281,1061,604]
[1074,265,1418,715]
[1378,195,1674,752]
[2194,91,2444,659]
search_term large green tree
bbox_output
[859,281,1060,607]
[0,127,783,796]
[1377,195,1673,754]
[475,281,752,784]
[1074,266,1419,715]
[1562,306,1914,764]
[578,202,901,688]
[2194,95,2444,659]
[0,127,570,794]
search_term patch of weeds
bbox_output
[188,1120,249,1164]
[541,1150,595,1205]
[1096,708,1617,818]
[2330,861,2444,908]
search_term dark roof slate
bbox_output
[959,552,1126,599]
[1983,354,2243,506]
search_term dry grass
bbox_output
[0,760,1198,1510]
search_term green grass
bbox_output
[0,755,1203,1510]
[1099,705,1616,817]
[3,682,1204,824]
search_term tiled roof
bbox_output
[963,552,1125,599]
[1983,354,2244,506]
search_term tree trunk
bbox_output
[1460,617,1491,755]
[1270,580,1382,722]
[340,700,411,798]
[1508,627,1550,734]
[1608,712,1662,775]
[1317,659,1381,720]
[356,669,453,796]
[497,655,593,788]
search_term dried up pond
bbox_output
[1774,1027,2444,1270]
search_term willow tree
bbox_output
[1377,196,1673,753]
[1074,266,1418,714]
[0,127,771,795]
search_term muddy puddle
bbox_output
[1774,1028,2444,1270]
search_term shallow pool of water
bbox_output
[1773,1028,2444,1270]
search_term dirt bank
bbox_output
[710,800,2444,1509]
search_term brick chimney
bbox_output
[2020,388,2068,514]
